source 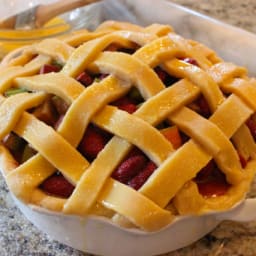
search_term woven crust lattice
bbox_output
[1,21,256,231]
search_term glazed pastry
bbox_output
[1,20,256,232]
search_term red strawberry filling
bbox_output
[154,66,179,86]
[238,153,248,169]
[194,160,230,197]
[112,154,148,184]
[39,172,75,198]
[188,95,211,118]
[111,147,158,190]
[246,117,256,140]
[181,57,199,66]
[2,65,244,200]
[112,96,137,114]
[79,124,111,161]
[195,96,211,118]
[128,161,157,190]
[39,63,62,74]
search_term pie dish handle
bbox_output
[216,198,256,223]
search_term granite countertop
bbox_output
[1,0,256,255]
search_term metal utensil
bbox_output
[0,0,101,30]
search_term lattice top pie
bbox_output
[1,20,256,231]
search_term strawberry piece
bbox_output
[238,153,248,168]
[128,161,157,190]
[112,97,137,114]
[119,103,137,114]
[76,71,93,86]
[195,163,230,197]
[195,160,215,183]
[79,125,110,160]
[126,147,145,158]
[155,66,169,83]
[105,43,120,52]
[182,57,199,66]
[40,172,75,198]
[39,64,61,74]
[246,118,256,140]
[196,96,211,118]
[197,178,230,197]
[154,66,179,86]
[112,155,147,184]
[118,104,137,114]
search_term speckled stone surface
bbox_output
[1,0,256,255]
[171,0,256,34]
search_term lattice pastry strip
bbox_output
[7,75,126,190]
[0,55,51,93]
[62,35,254,227]
[169,61,256,214]
[0,21,256,232]
[3,26,177,230]
[15,50,176,230]
[61,37,206,219]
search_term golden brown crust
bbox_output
[0,20,256,231]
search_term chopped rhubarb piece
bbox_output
[54,114,65,130]
[40,172,75,198]
[112,96,137,114]
[79,125,110,160]
[51,96,69,115]
[4,88,28,97]
[21,144,36,163]
[128,161,157,190]
[112,155,147,184]
[39,64,61,74]
[76,71,93,86]
[2,133,26,162]
[33,100,58,126]
[161,126,182,149]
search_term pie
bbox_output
[1,20,256,232]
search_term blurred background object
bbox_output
[0,0,101,59]
[0,0,58,20]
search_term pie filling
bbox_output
[2,60,250,200]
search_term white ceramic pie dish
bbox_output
[3,0,256,256]
[13,196,256,256]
